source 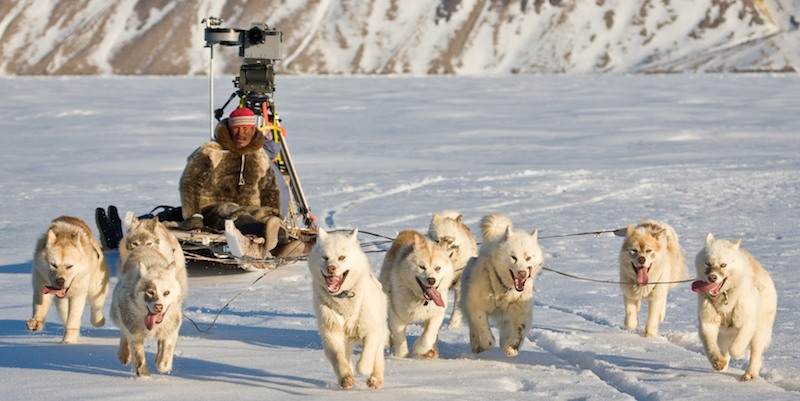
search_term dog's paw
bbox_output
[26,318,44,332]
[419,348,439,359]
[366,376,383,389]
[504,346,519,357]
[711,356,728,372]
[61,329,79,344]
[741,371,758,381]
[472,345,485,354]
[91,316,105,328]
[339,375,355,389]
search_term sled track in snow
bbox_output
[530,300,800,398]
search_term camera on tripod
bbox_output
[203,17,283,100]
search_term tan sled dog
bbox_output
[461,213,543,356]
[27,216,110,343]
[618,220,688,337]
[380,230,454,358]
[692,233,777,381]
[308,229,388,389]
[427,211,477,328]
[119,211,187,294]
[112,247,184,377]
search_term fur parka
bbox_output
[179,120,281,225]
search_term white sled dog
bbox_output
[380,230,454,358]
[308,228,388,389]
[111,247,184,378]
[427,211,478,328]
[692,233,777,381]
[119,211,187,294]
[27,216,110,344]
[618,220,688,338]
[461,213,543,356]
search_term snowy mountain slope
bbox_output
[0,0,798,75]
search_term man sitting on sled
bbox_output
[179,106,289,259]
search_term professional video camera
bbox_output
[203,17,283,110]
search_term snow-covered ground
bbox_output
[1,74,799,400]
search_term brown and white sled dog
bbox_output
[692,233,777,381]
[119,211,187,294]
[427,211,478,328]
[461,213,543,356]
[27,216,110,343]
[618,220,688,338]
[111,247,184,378]
[308,228,388,389]
[380,230,454,358]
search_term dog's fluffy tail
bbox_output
[480,213,513,242]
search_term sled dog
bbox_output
[27,216,110,343]
[461,213,543,356]
[618,220,688,337]
[692,233,777,381]
[380,230,454,358]
[119,211,187,294]
[427,211,478,328]
[308,228,388,389]
[111,247,183,377]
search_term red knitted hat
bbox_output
[229,107,256,127]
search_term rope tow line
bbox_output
[541,266,695,285]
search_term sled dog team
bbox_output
[28,212,777,386]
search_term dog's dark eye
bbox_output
[645,249,653,254]
[66,265,73,270]
[163,290,170,297]
[705,262,711,267]
[50,263,57,269]
[338,255,346,261]
[525,256,532,262]
[322,256,329,261]
[511,256,518,262]
[435,266,441,272]
[419,265,426,271]
[720,263,727,268]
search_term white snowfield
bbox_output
[0,74,798,400]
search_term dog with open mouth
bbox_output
[308,228,388,389]
[461,213,543,357]
[427,210,478,328]
[380,229,454,358]
[111,247,183,378]
[28,216,110,344]
[618,220,688,338]
[693,233,777,381]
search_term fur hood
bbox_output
[179,120,279,221]
[214,118,265,155]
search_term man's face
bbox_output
[230,125,256,149]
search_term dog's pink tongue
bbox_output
[42,286,67,299]
[325,275,344,293]
[145,312,163,331]
[513,277,527,292]
[636,268,649,286]
[692,280,717,293]
[423,287,445,307]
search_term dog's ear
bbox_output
[626,224,635,237]
[455,214,464,224]
[431,213,441,223]
[531,228,539,241]
[732,238,742,249]
[705,232,715,246]
[653,228,667,240]
[349,228,359,241]
[504,226,513,241]
[123,211,136,231]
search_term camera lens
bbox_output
[247,27,266,44]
